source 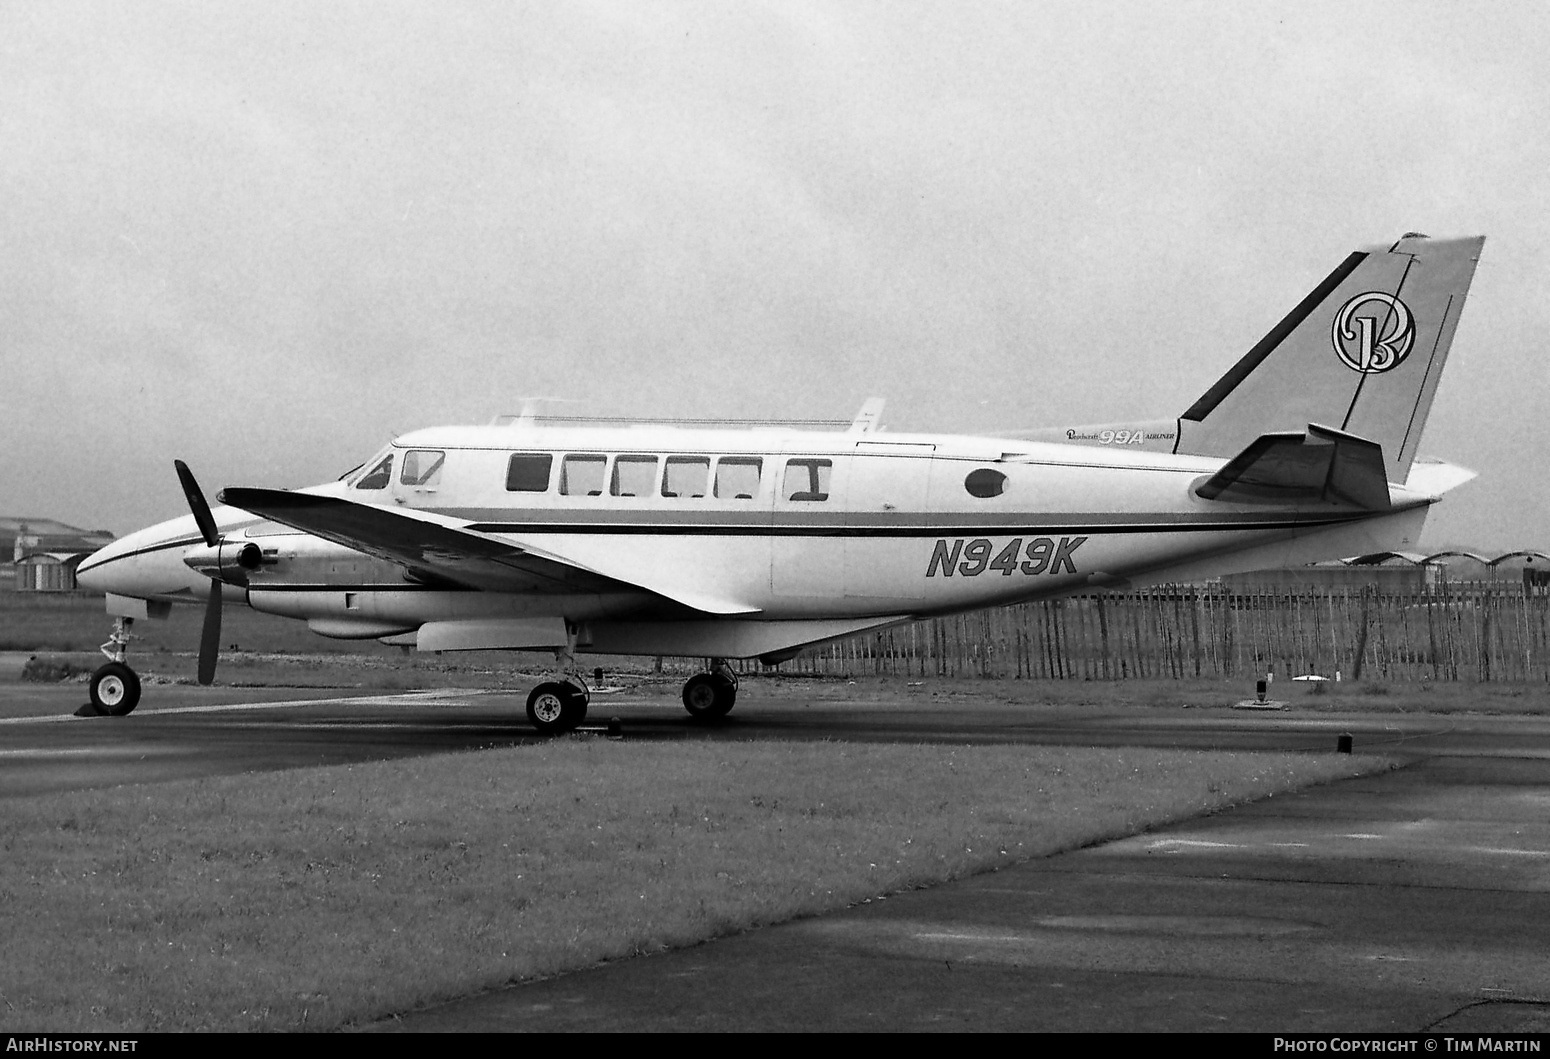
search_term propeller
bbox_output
[175,460,223,686]
[176,459,220,549]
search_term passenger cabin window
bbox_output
[783,458,831,501]
[560,454,607,496]
[663,456,710,498]
[506,453,553,492]
[400,450,445,488]
[965,468,1008,498]
[715,457,762,500]
[611,455,658,497]
[356,455,393,490]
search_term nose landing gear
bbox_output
[89,617,141,716]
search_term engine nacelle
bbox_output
[182,540,263,585]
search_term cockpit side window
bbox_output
[400,450,446,487]
[356,454,394,490]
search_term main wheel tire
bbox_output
[90,662,141,717]
[682,672,736,722]
[527,681,585,735]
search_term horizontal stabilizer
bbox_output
[1403,458,1477,498]
[1194,424,1391,510]
[218,487,760,616]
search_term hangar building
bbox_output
[2,518,116,593]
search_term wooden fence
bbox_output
[754,582,1550,682]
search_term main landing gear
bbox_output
[526,676,590,735]
[520,657,739,734]
[524,630,593,735]
[682,659,737,723]
[89,617,142,717]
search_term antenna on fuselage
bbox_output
[848,398,886,433]
[491,397,580,426]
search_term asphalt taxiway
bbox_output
[5,682,1550,1032]
[0,680,1498,799]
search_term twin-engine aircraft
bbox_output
[77,234,1485,732]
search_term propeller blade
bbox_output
[175,460,221,548]
[198,579,222,686]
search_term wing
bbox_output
[1192,424,1392,510]
[218,487,761,615]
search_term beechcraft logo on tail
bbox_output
[1331,292,1415,374]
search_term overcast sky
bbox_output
[4,0,1547,549]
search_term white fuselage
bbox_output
[77,422,1437,661]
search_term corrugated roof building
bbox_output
[1222,550,1550,595]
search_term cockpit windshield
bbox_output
[352,451,395,490]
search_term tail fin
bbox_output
[1176,234,1484,482]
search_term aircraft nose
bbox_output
[74,549,112,593]
[75,517,206,599]
[75,538,138,594]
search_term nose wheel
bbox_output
[89,617,142,716]
[90,661,141,717]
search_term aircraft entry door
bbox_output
[771,454,850,601]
